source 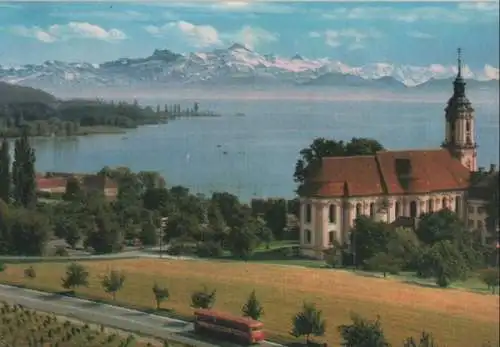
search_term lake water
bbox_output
[27,89,499,202]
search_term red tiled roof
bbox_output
[376,149,470,195]
[302,149,471,198]
[306,156,384,197]
[36,177,67,189]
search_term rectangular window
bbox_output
[468,219,475,228]
[477,221,484,229]
[305,204,312,223]
[478,207,486,214]
[468,206,474,213]
[328,204,336,223]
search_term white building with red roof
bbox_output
[298,50,496,259]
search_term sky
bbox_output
[0,1,498,69]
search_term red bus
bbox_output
[193,309,265,345]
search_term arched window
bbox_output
[305,204,312,223]
[410,201,417,218]
[329,204,337,223]
[395,201,401,218]
[466,121,471,132]
[356,203,362,216]
[304,229,312,244]
[328,231,335,245]
[428,199,434,213]
[369,203,375,218]
[442,197,448,209]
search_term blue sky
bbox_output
[0,1,498,68]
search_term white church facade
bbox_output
[298,49,494,259]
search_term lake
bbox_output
[26,89,499,202]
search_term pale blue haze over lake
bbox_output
[27,91,499,202]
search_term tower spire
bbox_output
[453,47,466,96]
[457,47,462,78]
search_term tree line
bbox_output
[326,212,499,291]
[3,262,496,347]
[0,93,168,138]
[0,132,299,258]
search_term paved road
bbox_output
[0,284,283,347]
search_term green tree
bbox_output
[478,268,500,294]
[294,137,384,192]
[251,216,274,249]
[152,283,170,310]
[416,209,466,245]
[9,209,51,256]
[241,290,263,320]
[101,270,126,301]
[142,187,170,211]
[63,177,83,201]
[0,138,10,203]
[386,227,421,270]
[163,212,200,243]
[417,241,468,287]
[139,220,158,246]
[364,252,401,278]
[85,214,123,254]
[211,192,244,229]
[61,263,89,292]
[291,302,326,344]
[484,172,499,234]
[12,129,37,208]
[350,216,392,267]
[190,286,216,309]
[404,331,439,347]
[227,223,260,260]
[338,314,390,347]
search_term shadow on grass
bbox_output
[177,330,247,347]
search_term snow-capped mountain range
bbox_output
[0,43,498,91]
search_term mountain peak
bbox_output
[228,43,251,52]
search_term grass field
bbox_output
[0,301,185,347]
[0,258,498,346]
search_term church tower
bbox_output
[443,48,478,172]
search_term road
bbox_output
[0,284,283,347]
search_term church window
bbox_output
[369,203,375,218]
[329,204,337,223]
[355,203,362,217]
[428,199,434,213]
[328,231,335,245]
[305,204,312,223]
[410,201,417,218]
[395,201,401,218]
[304,229,312,244]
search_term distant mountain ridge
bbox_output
[0,44,498,91]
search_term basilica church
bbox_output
[298,50,498,259]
